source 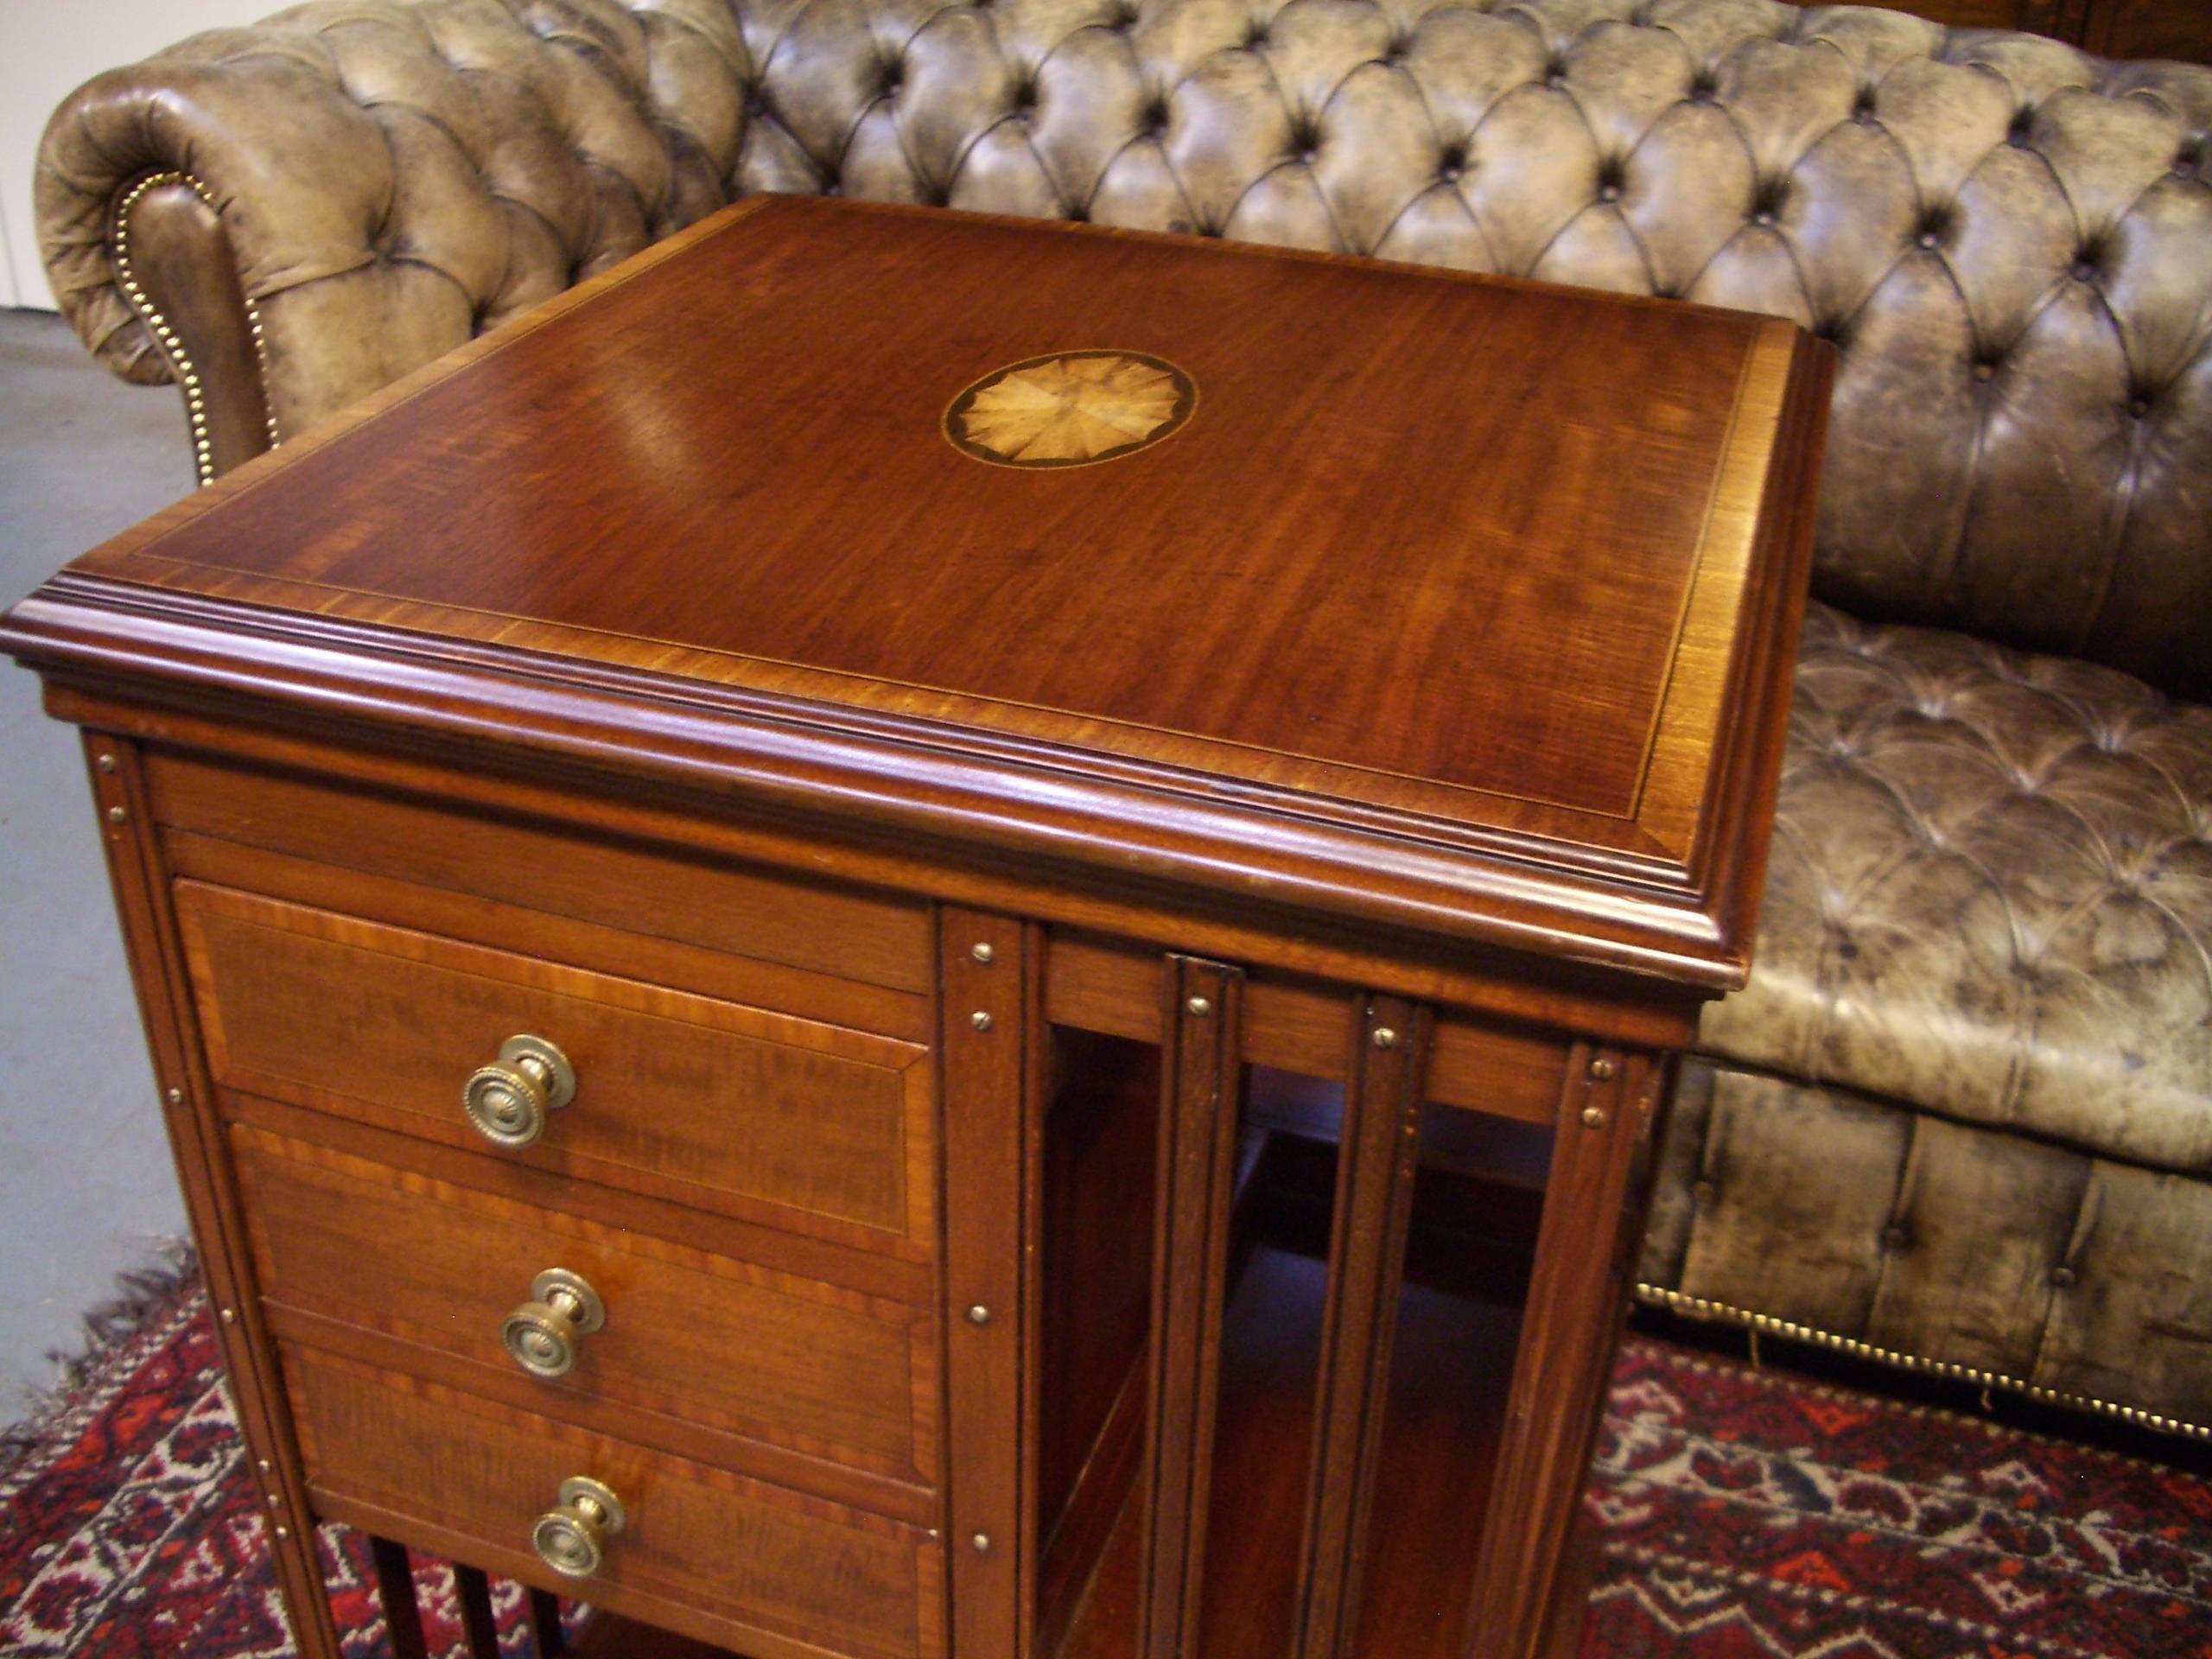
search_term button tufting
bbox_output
[2129,397,2152,419]
[1692,1180,1718,1208]
[1853,86,1878,122]
[2008,106,2036,148]
[1882,1224,1910,1252]
[2051,1266,2078,1289]
[1974,359,1998,383]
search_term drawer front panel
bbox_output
[234,1126,938,1489]
[283,1345,943,1659]
[178,882,934,1254]
[144,749,932,994]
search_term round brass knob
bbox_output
[532,1476,625,1579]
[501,1268,606,1379]
[462,1035,575,1149]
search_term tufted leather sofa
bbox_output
[35,0,2212,1436]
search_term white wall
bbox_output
[1,1,275,310]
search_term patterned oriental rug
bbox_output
[3,1265,2209,1659]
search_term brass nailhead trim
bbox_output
[113,170,282,487]
[1633,1282,2210,1442]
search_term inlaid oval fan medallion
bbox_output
[944,350,1197,468]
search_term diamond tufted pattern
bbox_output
[1704,601,2212,1168]
[35,0,2212,696]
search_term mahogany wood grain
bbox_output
[73,736,347,1659]
[1046,933,1573,1121]
[164,828,929,1044]
[938,909,1040,1659]
[569,1613,741,1657]
[8,198,1828,998]
[1136,959,1246,1659]
[45,690,1707,1044]
[1463,1050,1662,1659]
[370,1537,432,1659]
[2,200,1827,1659]
[177,883,935,1255]
[1290,995,1434,1659]
[231,1124,939,1492]
[283,1344,944,1659]
[2082,0,2212,60]
[226,1090,931,1307]
[1035,1031,1158,1656]
[144,748,932,995]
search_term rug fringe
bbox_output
[0,1235,200,1475]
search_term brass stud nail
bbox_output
[1371,1027,1397,1049]
[219,1307,238,1325]
[970,941,995,963]
[257,1459,272,1474]
[165,1088,182,1105]
[274,1524,289,1541]
[1589,1057,1617,1080]
[970,1532,992,1554]
[1580,1105,1606,1128]
[97,753,117,772]
[268,1491,283,1507]
[966,1304,991,1325]
[970,1010,994,1032]
[927,1528,940,1540]
[107,804,127,824]
[1185,995,1211,1017]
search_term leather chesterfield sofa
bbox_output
[36,0,2212,1438]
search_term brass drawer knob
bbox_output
[462,1034,575,1148]
[501,1268,606,1379]
[533,1475,626,1579]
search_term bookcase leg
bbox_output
[369,1536,430,1659]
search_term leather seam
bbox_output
[1632,1282,2211,1441]
[112,170,282,486]
[1684,1051,2203,1181]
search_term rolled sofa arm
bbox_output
[35,0,687,483]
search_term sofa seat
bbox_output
[1642,600,2212,1432]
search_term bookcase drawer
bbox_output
[177,880,936,1257]
[234,1123,939,1496]
[283,1344,945,1659]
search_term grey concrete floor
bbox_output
[1,308,195,1408]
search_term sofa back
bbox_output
[44,0,2212,696]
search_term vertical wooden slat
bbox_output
[941,908,1041,1659]
[1135,955,1246,1659]
[528,1587,568,1657]
[79,734,347,1659]
[368,1537,429,1659]
[452,1563,501,1659]
[1462,1046,1664,1659]
[1290,994,1433,1659]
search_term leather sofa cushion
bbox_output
[1640,1060,2212,1427]
[1700,601,2212,1171]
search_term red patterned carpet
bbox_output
[4,1271,2209,1658]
